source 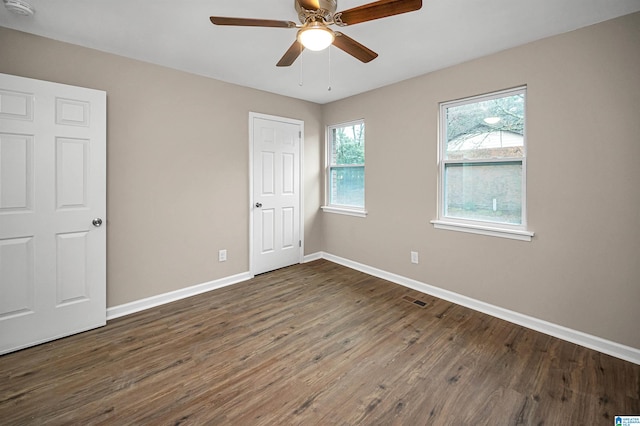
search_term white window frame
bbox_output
[321,119,367,217]
[431,87,534,241]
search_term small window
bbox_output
[433,87,533,240]
[323,120,366,216]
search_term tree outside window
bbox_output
[327,120,365,209]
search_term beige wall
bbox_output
[322,12,640,349]
[1,11,638,351]
[0,27,323,307]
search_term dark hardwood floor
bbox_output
[1,259,638,425]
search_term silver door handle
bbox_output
[255,202,262,208]
[92,218,103,227]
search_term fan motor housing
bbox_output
[295,0,337,22]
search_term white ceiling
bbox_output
[1,0,639,104]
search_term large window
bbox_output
[323,120,366,216]
[433,87,533,240]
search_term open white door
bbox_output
[0,73,106,354]
[250,113,303,275]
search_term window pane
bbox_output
[446,93,525,161]
[331,123,365,166]
[329,166,364,208]
[444,162,522,225]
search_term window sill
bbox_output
[430,220,534,241]
[321,206,368,218]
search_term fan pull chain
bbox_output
[299,45,304,86]
[328,47,332,91]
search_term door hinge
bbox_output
[299,240,302,248]
[298,131,302,139]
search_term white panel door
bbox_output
[0,73,106,354]
[251,114,302,275]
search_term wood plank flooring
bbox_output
[1,259,638,425]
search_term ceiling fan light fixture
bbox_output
[297,22,335,51]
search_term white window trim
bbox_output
[434,86,533,241]
[323,119,366,217]
[321,205,368,217]
[431,219,534,241]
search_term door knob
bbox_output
[92,218,103,227]
[255,202,262,208]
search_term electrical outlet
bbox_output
[218,249,227,262]
[411,251,419,264]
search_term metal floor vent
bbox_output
[402,295,428,308]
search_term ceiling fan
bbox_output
[210,0,422,67]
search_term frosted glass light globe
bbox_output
[298,24,335,51]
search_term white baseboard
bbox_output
[305,251,640,365]
[106,254,640,365]
[302,252,323,263]
[106,271,253,320]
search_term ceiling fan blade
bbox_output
[276,40,305,67]
[210,16,298,28]
[332,32,378,63]
[336,0,422,25]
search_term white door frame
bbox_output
[249,112,304,276]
